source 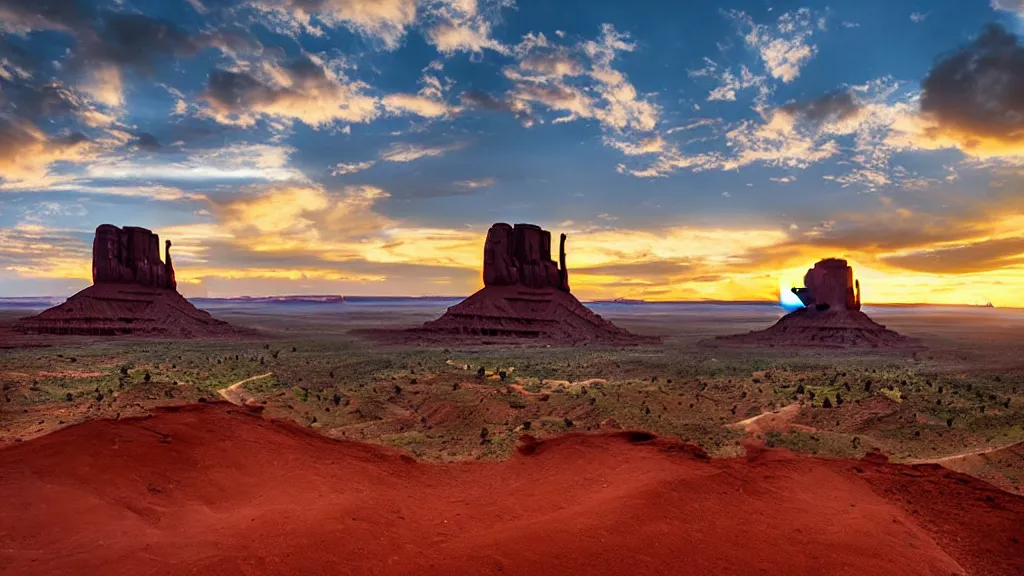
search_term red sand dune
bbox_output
[1,404,1021,576]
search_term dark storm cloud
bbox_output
[0,1,260,75]
[134,132,161,151]
[204,55,335,114]
[90,12,199,73]
[85,12,259,75]
[205,69,276,112]
[921,23,1024,143]
[780,91,861,126]
[2,81,81,120]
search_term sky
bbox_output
[2,0,1024,304]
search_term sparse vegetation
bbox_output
[0,305,1021,492]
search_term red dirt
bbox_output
[1,404,1021,576]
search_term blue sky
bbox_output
[2,0,1024,304]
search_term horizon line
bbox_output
[0,294,1011,309]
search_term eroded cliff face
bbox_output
[92,224,176,290]
[794,258,861,311]
[13,224,243,337]
[404,222,648,345]
[482,223,569,292]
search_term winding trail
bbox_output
[216,372,273,405]
[730,402,811,436]
[907,442,1023,465]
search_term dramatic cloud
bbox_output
[0,119,94,186]
[882,237,1024,274]
[919,24,1024,157]
[202,54,380,127]
[0,224,92,281]
[780,91,862,127]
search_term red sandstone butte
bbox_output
[409,222,645,345]
[16,224,240,338]
[716,258,916,348]
[92,224,177,290]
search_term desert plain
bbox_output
[1,299,1023,575]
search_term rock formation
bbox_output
[792,258,860,311]
[400,223,647,345]
[92,224,176,290]
[715,258,915,348]
[483,223,569,291]
[16,225,240,338]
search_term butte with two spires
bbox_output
[370,222,650,346]
[16,224,241,338]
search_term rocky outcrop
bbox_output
[17,225,241,338]
[792,258,860,311]
[715,258,916,349]
[93,224,176,290]
[375,222,649,346]
[483,223,569,292]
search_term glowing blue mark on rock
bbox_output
[780,285,806,312]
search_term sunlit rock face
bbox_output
[93,224,176,290]
[483,223,569,292]
[791,258,860,311]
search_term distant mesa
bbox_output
[370,223,651,346]
[715,258,918,348]
[16,224,242,338]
